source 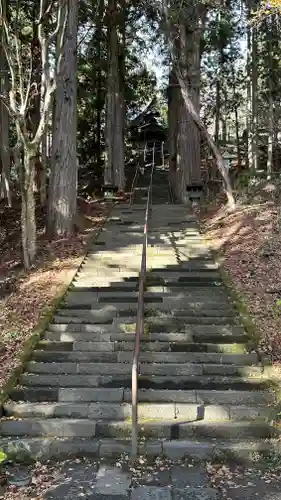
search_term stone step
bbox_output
[9,387,125,403]
[124,389,274,406]
[9,386,274,406]
[25,361,203,376]
[37,340,247,353]
[96,420,274,440]
[73,278,223,290]
[0,436,278,462]
[19,373,275,391]
[63,295,164,305]
[44,330,249,346]
[58,305,236,318]
[132,487,216,500]
[65,289,228,302]
[30,350,258,365]
[63,295,233,311]
[53,313,238,325]
[70,285,226,298]
[86,249,211,260]
[0,418,274,440]
[47,323,244,336]
[4,402,273,422]
[116,351,258,365]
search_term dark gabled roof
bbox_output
[129,97,162,129]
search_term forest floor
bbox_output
[202,183,281,362]
[0,196,111,395]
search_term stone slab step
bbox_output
[81,259,217,272]
[96,420,274,440]
[45,328,248,344]
[63,297,233,312]
[53,313,238,325]
[125,389,274,406]
[30,350,256,365]
[19,373,273,391]
[73,279,223,290]
[143,315,238,325]
[53,313,115,324]
[70,285,226,298]
[26,361,204,376]
[0,437,278,462]
[37,340,247,353]
[4,402,273,422]
[132,486,216,500]
[116,351,258,365]
[9,386,275,406]
[63,296,164,306]
[149,270,220,278]
[95,288,226,298]
[9,387,125,403]
[47,323,245,339]
[58,306,236,318]
[0,418,274,440]
[71,284,139,292]
[64,291,229,304]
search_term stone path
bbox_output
[42,460,216,500]
[0,166,279,498]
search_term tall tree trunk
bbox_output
[251,25,258,171]
[48,0,78,236]
[168,68,180,200]
[0,69,11,206]
[119,0,126,190]
[96,0,104,174]
[215,77,220,144]
[234,105,242,170]
[104,0,125,190]
[40,128,47,205]
[214,11,222,144]
[266,16,273,178]
[246,19,251,170]
[20,146,37,268]
[176,18,201,204]
[0,0,11,206]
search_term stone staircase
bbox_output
[0,169,278,463]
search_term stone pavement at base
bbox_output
[41,460,281,500]
[43,461,216,500]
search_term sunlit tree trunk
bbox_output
[104,0,125,190]
[95,0,104,174]
[48,0,78,235]
[0,0,11,206]
[266,16,273,178]
[251,25,258,171]
[176,17,201,204]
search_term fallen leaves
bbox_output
[0,198,110,392]
[202,200,281,361]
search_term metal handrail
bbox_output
[129,164,140,206]
[131,145,155,458]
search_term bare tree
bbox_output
[0,0,68,268]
